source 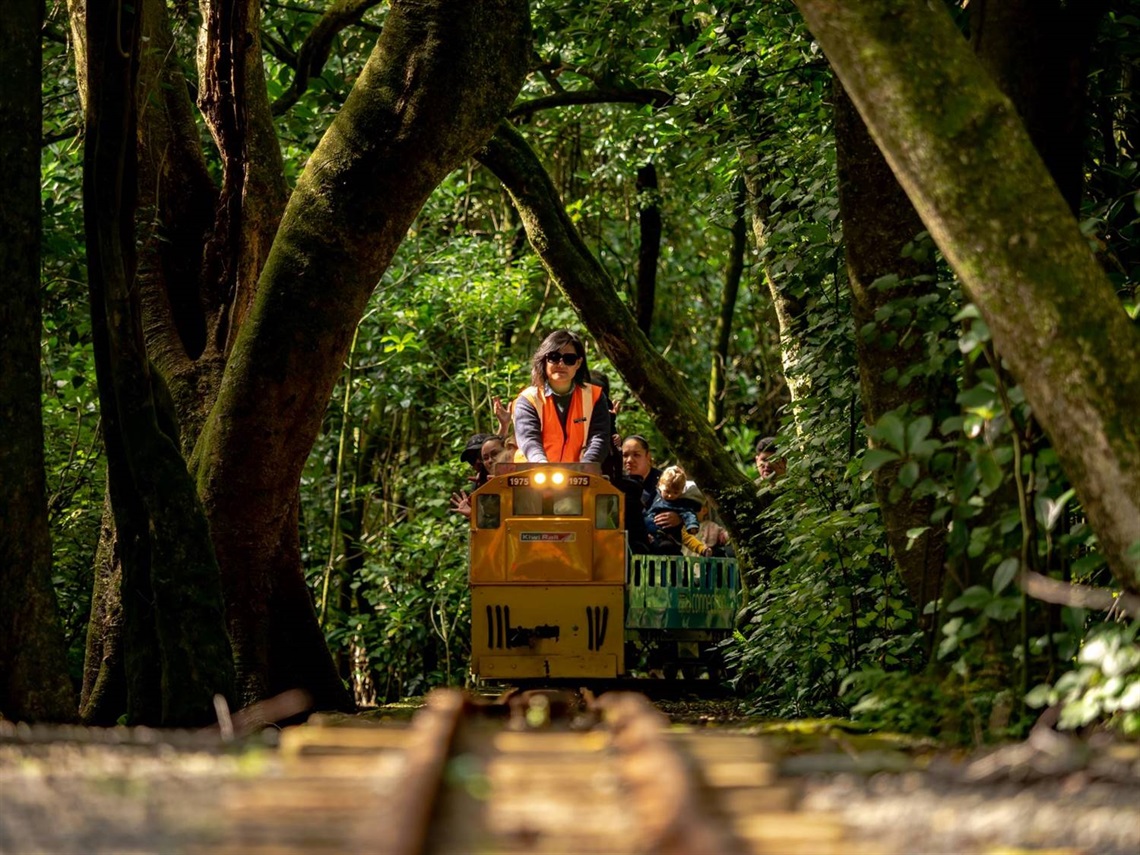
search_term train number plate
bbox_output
[520,532,576,542]
[568,476,590,486]
[507,476,530,486]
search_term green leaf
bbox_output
[984,596,1021,621]
[939,415,964,436]
[953,303,981,321]
[898,460,920,488]
[978,450,1003,494]
[948,585,991,612]
[873,412,906,452]
[904,415,932,452]
[957,384,998,411]
[1024,683,1054,709]
[862,448,900,472]
[992,558,1019,594]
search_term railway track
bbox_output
[215,688,874,854]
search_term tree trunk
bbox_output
[189,0,532,708]
[477,122,776,573]
[793,0,1140,593]
[833,80,947,611]
[707,179,746,431]
[0,0,77,723]
[742,164,812,408]
[197,0,289,352]
[78,0,225,723]
[969,0,1105,216]
[85,0,235,725]
[79,502,125,724]
[635,162,661,336]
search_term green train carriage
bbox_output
[467,462,741,681]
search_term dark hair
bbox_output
[623,434,650,453]
[461,432,498,465]
[755,436,778,456]
[531,329,590,389]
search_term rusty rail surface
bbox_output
[384,689,469,855]
[596,692,742,855]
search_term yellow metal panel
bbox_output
[505,519,593,581]
[471,586,624,679]
[469,527,506,583]
[477,654,619,679]
[593,529,627,583]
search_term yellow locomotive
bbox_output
[468,462,740,681]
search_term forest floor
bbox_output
[0,698,1137,854]
[656,698,1140,854]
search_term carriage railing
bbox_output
[625,553,740,630]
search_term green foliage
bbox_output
[32,0,1139,723]
[1027,621,1140,736]
[42,111,101,679]
[317,463,473,700]
[725,221,925,716]
[843,667,1018,743]
[729,480,925,717]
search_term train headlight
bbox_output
[534,471,547,485]
[551,471,566,485]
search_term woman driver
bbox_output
[513,330,610,463]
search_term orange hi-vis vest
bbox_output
[514,383,601,463]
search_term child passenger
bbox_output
[644,465,712,556]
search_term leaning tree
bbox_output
[793,0,1140,593]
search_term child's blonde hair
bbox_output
[659,465,687,494]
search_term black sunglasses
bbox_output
[545,351,581,366]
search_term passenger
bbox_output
[449,493,470,517]
[621,434,662,512]
[452,431,503,517]
[674,480,732,557]
[679,482,731,558]
[755,436,787,483]
[493,396,512,441]
[696,518,730,557]
[645,465,713,556]
[461,432,498,486]
[513,330,609,464]
[480,436,505,479]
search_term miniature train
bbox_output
[467,462,740,680]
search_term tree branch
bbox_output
[271,0,384,116]
[475,121,773,573]
[509,86,672,120]
[793,0,1140,593]
[1023,571,1140,619]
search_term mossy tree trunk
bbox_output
[742,162,811,413]
[833,81,948,611]
[188,0,532,708]
[84,0,235,725]
[0,0,77,724]
[793,0,1140,593]
[477,122,775,573]
[707,180,747,432]
[80,501,125,724]
[969,0,1105,216]
[75,0,265,721]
